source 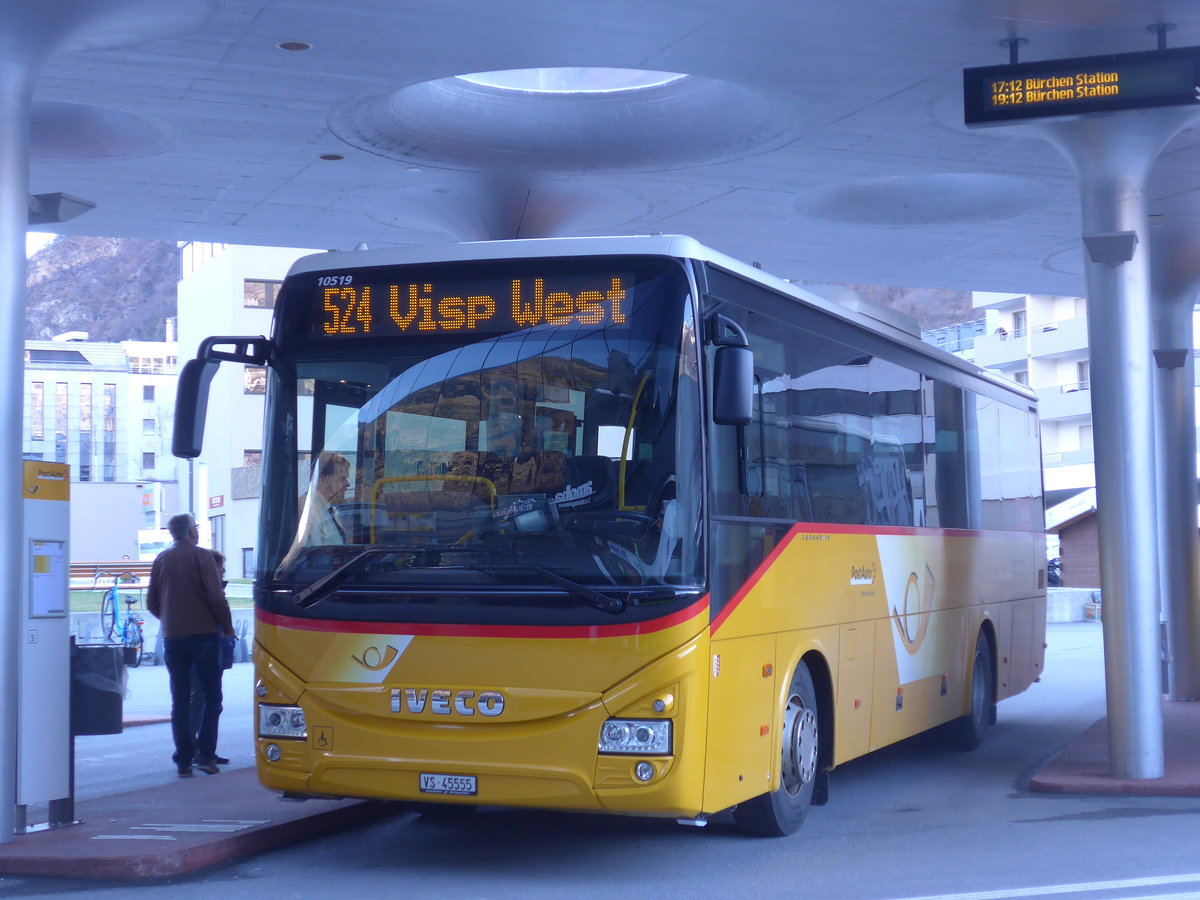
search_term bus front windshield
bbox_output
[261,261,703,621]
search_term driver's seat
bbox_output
[559,455,616,510]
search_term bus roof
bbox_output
[285,235,1035,403]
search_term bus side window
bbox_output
[744,374,764,499]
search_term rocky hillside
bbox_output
[25,236,177,342]
[805,281,976,331]
[23,237,978,344]
[853,284,975,330]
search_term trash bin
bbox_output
[71,642,126,735]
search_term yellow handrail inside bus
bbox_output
[618,373,650,511]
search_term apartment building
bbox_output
[970,292,1103,509]
[23,333,182,559]
[176,242,318,577]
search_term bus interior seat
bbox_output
[560,455,617,509]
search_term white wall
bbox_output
[177,244,318,572]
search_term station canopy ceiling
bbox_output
[26,0,1200,296]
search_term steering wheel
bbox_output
[564,510,656,540]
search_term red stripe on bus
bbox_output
[710,528,801,635]
[257,596,710,639]
[709,521,995,635]
[785,522,993,538]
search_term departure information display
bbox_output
[964,46,1200,126]
[311,272,631,337]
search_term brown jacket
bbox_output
[146,540,233,639]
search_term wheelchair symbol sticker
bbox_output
[314,726,334,750]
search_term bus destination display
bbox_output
[312,272,630,337]
[963,46,1200,126]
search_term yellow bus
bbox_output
[174,236,1045,836]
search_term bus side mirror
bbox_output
[713,344,753,426]
[173,358,220,459]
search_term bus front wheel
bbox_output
[733,662,819,837]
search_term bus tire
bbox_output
[733,661,819,837]
[948,632,994,751]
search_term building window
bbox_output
[79,433,92,481]
[1076,361,1090,391]
[142,452,156,471]
[143,384,155,402]
[1012,310,1027,338]
[143,418,156,435]
[103,384,117,481]
[1014,370,1029,385]
[55,383,68,464]
[129,357,167,375]
[244,449,263,467]
[211,514,225,555]
[244,280,281,309]
[30,382,43,441]
[244,366,267,395]
[79,383,92,482]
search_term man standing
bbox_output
[147,513,234,777]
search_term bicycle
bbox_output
[97,571,145,668]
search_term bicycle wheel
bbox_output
[125,621,144,668]
[99,589,117,641]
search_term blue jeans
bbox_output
[164,633,222,766]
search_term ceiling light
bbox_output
[458,67,686,94]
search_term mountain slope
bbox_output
[25,236,176,342]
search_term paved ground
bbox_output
[0,623,1196,881]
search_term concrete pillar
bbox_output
[1035,108,1200,779]
[0,53,33,847]
[1149,228,1200,701]
[0,0,214,843]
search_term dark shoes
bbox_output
[177,753,227,776]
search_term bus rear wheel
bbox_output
[733,662,819,837]
[947,633,994,751]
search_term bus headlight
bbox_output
[258,703,307,739]
[598,719,671,755]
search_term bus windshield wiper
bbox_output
[294,552,625,614]
[294,547,437,608]
[464,564,626,615]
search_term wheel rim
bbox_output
[781,693,818,796]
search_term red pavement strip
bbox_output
[123,714,171,727]
[0,768,395,881]
[1030,700,1200,796]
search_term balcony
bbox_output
[1029,316,1088,358]
[973,328,1028,368]
[1036,382,1092,420]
